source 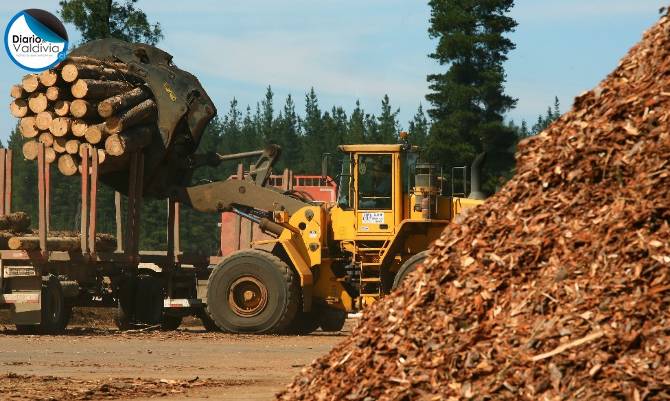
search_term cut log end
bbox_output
[65,139,81,154]
[21,74,41,93]
[38,70,58,87]
[53,100,70,116]
[45,86,60,101]
[10,85,25,99]
[35,111,55,131]
[22,140,39,160]
[70,99,98,119]
[20,117,39,138]
[49,117,71,137]
[57,154,79,176]
[28,92,48,113]
[10,99,29,118]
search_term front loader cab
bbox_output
[332,144,405,239]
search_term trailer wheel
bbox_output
[206,250,299,334]
[392,251,430,290]
[40,276,71,334]
[115,274,163,330]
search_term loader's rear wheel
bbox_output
[206,250,299,334]
[318,306,347,332]
[392,251,430,290]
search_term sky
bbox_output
[0,0,667,144]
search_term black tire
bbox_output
[197,309,221,332]
[134,275,163,325]
[160,314,182,331]
[206,249,299,334]
[115,276,136,330]
[318,306,347,332]
[39,276,71,334]
[392,251,430,290]
[288,310,320,335]
[114,274,163,330]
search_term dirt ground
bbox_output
[0,308,349,400]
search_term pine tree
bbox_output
[59,0,163,45]
[260,86,275,144]
[241,105,260,151]
[426,0,518,191]
[377,94,400,143]
[408,104,429,148]
[301,88,323,173]
[275,94,301,171]
[346,100,366,144]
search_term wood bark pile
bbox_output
[9,57,157,176]
[278,11,670,401]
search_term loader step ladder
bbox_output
[356,239,393,297]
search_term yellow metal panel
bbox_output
[312,259,353,312]
[330,206,357,240]
[338,144,403,152]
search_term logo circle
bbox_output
[4,9,68,72]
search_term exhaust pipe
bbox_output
[468,152,486,200]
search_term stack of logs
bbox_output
[0,211,115,251]
[9,56,157,176]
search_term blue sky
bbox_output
[0,0,666,144]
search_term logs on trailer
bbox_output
[8,234,116,252]
[0,212,31,232]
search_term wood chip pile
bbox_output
[278,11,670,401]
[9,56,157,177]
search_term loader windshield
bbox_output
[358,154,392,210]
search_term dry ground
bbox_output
[0,308,348,400]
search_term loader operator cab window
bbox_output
[337,153,353,209]
[358,154,392,210]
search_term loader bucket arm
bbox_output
[173,180,306,217]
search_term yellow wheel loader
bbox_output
[175,138,485,334]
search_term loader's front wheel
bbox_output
[206,250,299,334]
